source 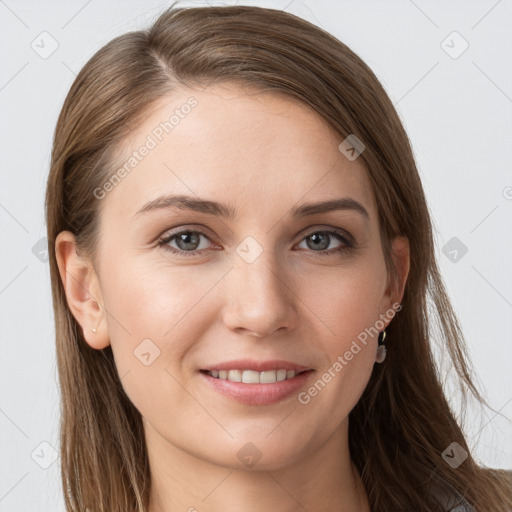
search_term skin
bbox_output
[56,83,409,512]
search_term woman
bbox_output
[45,3,512,511]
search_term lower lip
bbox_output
[199,370,315,405]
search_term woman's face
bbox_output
[59,83,408,472]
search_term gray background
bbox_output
[1,0,511,509]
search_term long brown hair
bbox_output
[45,3,512,511]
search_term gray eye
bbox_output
[298,232,343,252]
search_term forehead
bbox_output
[100,83,377,224]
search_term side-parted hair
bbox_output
[45,3,512,511]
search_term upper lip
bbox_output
[200,359,314,373]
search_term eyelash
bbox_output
[157,227,354,257]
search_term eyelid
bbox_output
[157,225,219,253]
[157,224,355,256]
[297,225,354,245]
[157,224,216,242]
[158,224,352,242]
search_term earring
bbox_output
[92,328,97,334]
[375,329,387,363]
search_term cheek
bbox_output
[101,253,226,338]
[300,254,386,348]
[98,242,385,421]
[97,254,223,381]
[293,256,384,414]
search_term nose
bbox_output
[221,250,298,338]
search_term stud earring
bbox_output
[92,328,97,334]
[375,329,387,363]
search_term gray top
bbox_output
[422,469,476,512]
[444,497,474,512]
[432,483,475,511]
[434,469,512,511]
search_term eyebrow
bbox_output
[135,194,370,221]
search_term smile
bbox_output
[199,368,315,405]
[203,368,308,383]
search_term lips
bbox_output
[197,359,315,405]
[199,367,315,405]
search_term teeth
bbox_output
[228,369,242,382]
[276,369,287,381]
[241,370,259,383]
[208,369,299,383]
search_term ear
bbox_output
[381,235,410,320]
[55,230,109,350]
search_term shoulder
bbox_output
[412,464,512,511]
[432,488,476,512]
[424,469,474,512]
[432,485,474,512]
[433,468,512,511]
[444,498,475,512]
